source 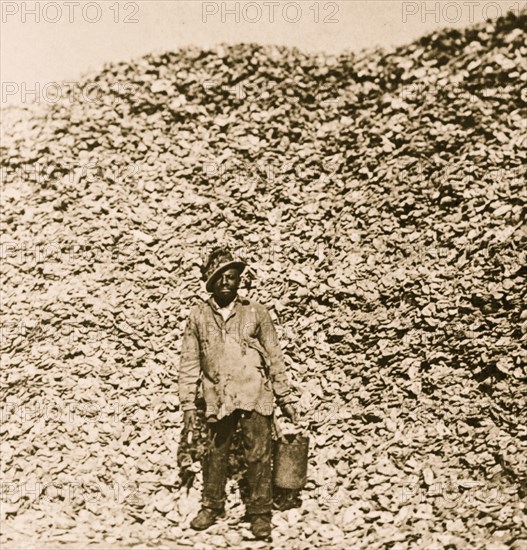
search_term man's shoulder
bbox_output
[187,297,211,318]
[238,296,270,314]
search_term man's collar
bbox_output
[208,293,249,311]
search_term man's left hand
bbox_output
[282,404,299,424]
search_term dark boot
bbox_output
[249,513,272,540]
[190,507,225,531]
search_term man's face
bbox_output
[211,268,240,305]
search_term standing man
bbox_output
[179,247,298,540]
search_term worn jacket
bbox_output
[179,294,295,420]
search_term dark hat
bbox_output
[201,247,246,293]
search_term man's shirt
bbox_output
[216,299,236,321]
[178,294,295,421]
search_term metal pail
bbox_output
[273,433,309,490]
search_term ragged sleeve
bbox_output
[178,308,201,411]
[256,304,296,405]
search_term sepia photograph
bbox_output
[1,1,526,548]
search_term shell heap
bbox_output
[1,11,526,550]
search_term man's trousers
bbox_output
[201,409,273,515]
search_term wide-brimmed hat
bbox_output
[201,247,246,292]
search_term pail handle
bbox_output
[273,414,309,441]
[272,414,287,442]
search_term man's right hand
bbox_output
[183,410,196,433]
